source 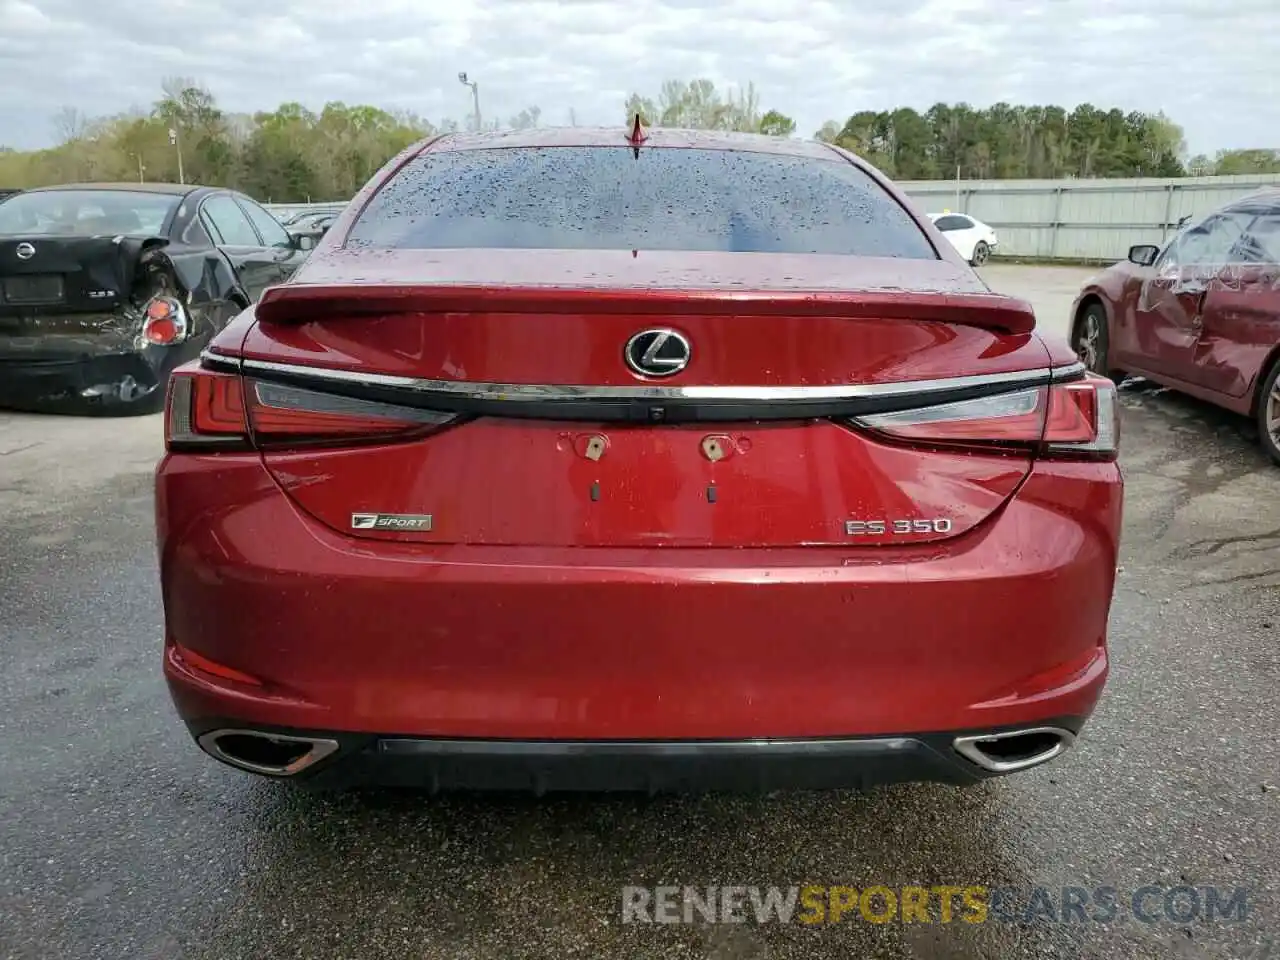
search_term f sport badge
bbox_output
[351,513,433,531]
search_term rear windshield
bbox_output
[0,190,180,237]
[347,147,937,259]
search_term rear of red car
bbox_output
[156,129,1122,791]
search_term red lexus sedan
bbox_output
[1069,189,1280,465]
[156,124,1123,792]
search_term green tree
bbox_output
[0,84,1243,199]
[1213,149,1280,174]
[1186,154,1213,176]
[153,78,233,184]
[0,82,497,200]
[623,79,762,131]
[240,102,322,201]
[758,110,796,137]
[812,100,1189,179]
[0,82,499,200]
[835,111,891,171]
[1139,112,1186,175]
[813,120,840,143]
[508,106,542,130]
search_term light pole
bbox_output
[168,127,185,185]
[458,71,482,132]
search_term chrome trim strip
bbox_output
[853,386,1042,428]
[1049,360,1087,381]
[200,349,240,372]
[207,352,1076,404]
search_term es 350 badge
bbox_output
[845,518,953,536]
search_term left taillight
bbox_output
[846,374,1119,461]
[246,380,458,445]
[165,362,459,452]
[164,364,251,452]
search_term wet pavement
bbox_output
[1,266,1278,959]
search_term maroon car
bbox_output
[1070,189,1280,464]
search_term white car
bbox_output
[927,212,998,266]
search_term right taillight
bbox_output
[847,375,1119,461]
[164,363,459,452]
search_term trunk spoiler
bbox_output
[254,283,1037,335]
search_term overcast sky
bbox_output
[1,0,1277,157]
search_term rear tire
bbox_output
[970,241,990,267]
[1257,358,1280,467]
[1072,302,1125,384]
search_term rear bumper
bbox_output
[158,451,1122,786]
[181,720,1086,792]
[0,340,198,412]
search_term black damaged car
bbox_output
[0,182,316,415]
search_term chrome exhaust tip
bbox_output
[197,729,339,777]
[952,726,1075,773]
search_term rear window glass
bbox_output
[0,190,179,236]
[347,147,937,259]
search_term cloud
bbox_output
[0,0,1275,155]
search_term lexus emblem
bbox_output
[624,328,691,378]
[15,242,35,260]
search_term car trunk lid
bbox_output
[230,250,1054,549]
[0,236,158,317]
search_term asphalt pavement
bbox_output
[1,265,1277,959]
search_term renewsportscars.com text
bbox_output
[621,884,1252,925]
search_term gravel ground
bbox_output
[0,265,1276,959]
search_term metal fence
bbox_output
[898,174,1280,261]
[265,201,348,221]
[266,173,1280,263]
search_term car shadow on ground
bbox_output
[187,776,1065,958]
